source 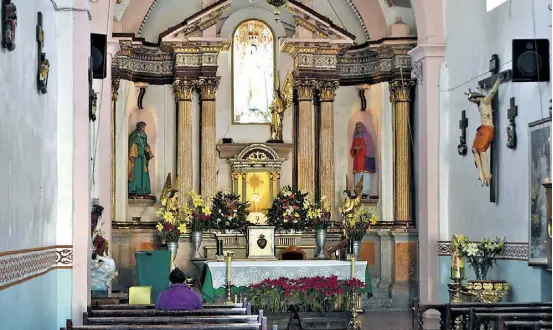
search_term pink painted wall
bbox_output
[351,0,388,40]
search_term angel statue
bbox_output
[267,70,294,143]
[161,173,179,215]
[338,175,363,225]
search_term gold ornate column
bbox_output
[389,80,415,222]
[296,80,316,195]
[173,79,197,207]
[111,77,120,222]
[199,77,220,199]
[319,80,339,216]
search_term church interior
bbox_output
[0,0,551,329]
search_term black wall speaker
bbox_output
[512,39,550,82]
[91,33,107,79]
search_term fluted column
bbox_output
[296,80,316,195]
[389,80,415,222]
[173,79,197,207]
[111,77,120,222]
[319,80,339,217]
[199,77,220,199]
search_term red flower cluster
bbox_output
[248,275,366,313]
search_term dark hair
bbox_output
[136,121,146,130]
[169,268,186,284]
[343,190,353,199]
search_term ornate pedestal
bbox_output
[127,196,156,222]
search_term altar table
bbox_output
[201,260,372,303]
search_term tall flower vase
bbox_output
[353,241,361,259]
[315,229,327,259]
[167,242,178,270]
[191,231,203,259]
[473,263,490,280]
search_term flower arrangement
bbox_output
[247,276,366,313]
[450,235,506,280]
[307,196,332,230]
[267,186,310,231]
[344,206,378,240]
[181,191,212,232]
[210,191,250,233]
[156,208,186,243]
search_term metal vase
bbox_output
[353,240,361,259]
[167,241,178,269]
[191,231,203,259]
[315,229,327,259]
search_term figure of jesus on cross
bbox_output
[465,76,502,186]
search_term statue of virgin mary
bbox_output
[350,121,376,197]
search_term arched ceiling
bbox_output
[114,0,416,43]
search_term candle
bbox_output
[226,253,232,283]
[216,239,223,256]
[348,240,354,254]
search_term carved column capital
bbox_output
[111,78,120,101]
[295,80,317,101]
[318,80,340,102]
[173,79,197,101]
[389,80,416,103]
[199,77,220,100]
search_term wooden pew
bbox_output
[63,312,269,330]
[86,308,249,318]
[500,319,552,330]
[469,307,552,329]
[416,302,552,330]
[84,315,259,325]
[89,303,244,311]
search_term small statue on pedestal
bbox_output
[128,121,154,197]
[267,70,293,143]
[90,204,117,295]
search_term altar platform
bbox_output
[200,260,372,303]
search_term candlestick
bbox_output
[216,239,223,256]
[224,251,235,305]
[348,239,354,255]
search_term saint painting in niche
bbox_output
[233,20,274,124]
[350,121,376,197]
[128,121,154,196]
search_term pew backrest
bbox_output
[89,303,243,311]
[87,308,248,318]
[84,315,259,325]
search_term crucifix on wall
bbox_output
[471,68,512,203]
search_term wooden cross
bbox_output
[506,97,518,149]
[457,110,469,156]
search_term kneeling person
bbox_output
[155,268,203,310]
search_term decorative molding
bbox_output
[0,245,73,290]
[346,0,369,41]
[411,59,422,85]
[138,0,160,36]
[437,241,529,261]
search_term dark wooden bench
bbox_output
[63,322,265,330]
[500,319,552,329]
[469,307,552,329]
[90,303,244,310]
[85,315,259,325]
[86,308,249,318]
[416,302,552,330]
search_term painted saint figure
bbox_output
[466,76,502,186]
[350,121,376,197]
[128,121,154,196]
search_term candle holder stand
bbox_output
[224,251,235,305]
[348,254,360,330]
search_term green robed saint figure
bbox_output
[128,121,154,196]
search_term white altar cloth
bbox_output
[205,260,368,289]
